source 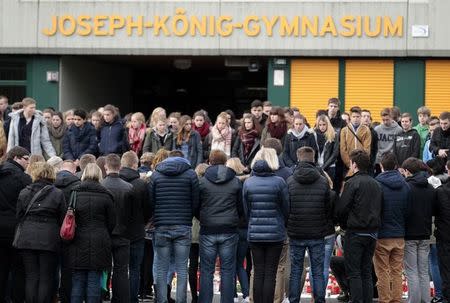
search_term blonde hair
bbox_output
[316,115,336,142]
[215,112,230,127]
[81,163,103,182]
[195,163,209,177]
[131,112,146,125]
[22,97,36,107]
[149,107,167,127]
[121,151,139,168]
[251,147,279,171]
[226,158,246,175]
[29,162,56,183]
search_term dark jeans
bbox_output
[21,249,57,303]
[111,237,130,303]
[430,243,443,298]
[289,238,325,303]
[0,244,25,303]
[344,233,376,303]
[199,233,238,303]
[71,270,102,303]
[130,239,145,303]
[250,242,283,303]
[330,256,349,293]
[140,239,154,297]
[59,244,72,303]
[154,225,191,303]
[235,228,249,299]
[437,241,450,300]
[189,243,199,301]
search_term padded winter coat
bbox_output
[243,160,289,243]
[98,118,129,156]
[62,122,98,160]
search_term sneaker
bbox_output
[234,298,240,303]
[243,297,250,303]
[431,297,444,303]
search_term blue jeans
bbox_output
[429,243,443,298]
[154,225,191,303]
[71,270,102,303]
[235,228,249,299]
[199,233,238,303]
[130,239,145,303]
[289,238,325,303]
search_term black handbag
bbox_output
[12,185,51,248]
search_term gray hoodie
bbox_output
[374,123,402,163]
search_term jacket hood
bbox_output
[156,157,191,176]
[376,170,406,190]
[287,126,309,139]
[55,171,80,188]
[204,165,236,184]
[0,159,25,175]
[403,128,418,135]
[293,161,321,184]
[406,171,429,187]
[252,160,274,176]
[119,167,140,182]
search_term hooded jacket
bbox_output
[149,157,199,227]
[7,110,56,157]
[54,170,81,202]
[287,162,331,239]
[393,129,421,166]
[405,171,436,240]
[283,128,318,168]
[436,182,450,243]
[15,181,66,252]
[119,167,151,242]
[68,180,116,270]
[142,128,174,154]
[335,171,382,233]
[63,122,98,160]
[0,160,32,245]
[376,170,410,239]
[98,118,129,156]
[198,165,242,234]
[243,160,289,243]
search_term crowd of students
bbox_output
[0,94,449,303]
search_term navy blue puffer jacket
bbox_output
[98,118,128,156]
[376,170,410,239]
[243,160,289,243]
[62,122,98,160]
[149,157,199,227]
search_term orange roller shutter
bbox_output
[345,60,394,121]
[425,60,450,116]
[290,59,339,125]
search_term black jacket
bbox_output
[430,127,450,158]
[55,170,81,203]
[405,171,436,240]
[62,123,98,160]
[101,173,133,241]
[99,119,129,156]
[16,181,66,252]
[149,157,199,227]
[330,111,347,131]
[393,129,421,166]
[314,130,340,171]
[436,182,450,243]
[287,162,331,239]
[0,160,32,245]
[231,137,261,168]
[68,180,116,270]
[119,167,151,242]
[198,165,242,235]
[335,171,382,233]
[283,130,318,168]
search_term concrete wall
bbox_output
[0,0,448,57]
[59,56,132,112]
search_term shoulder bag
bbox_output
[60,191,77,241]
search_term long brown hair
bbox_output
[177,115,192,146]
[239,113,261,136]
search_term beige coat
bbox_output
[340,124,372,168]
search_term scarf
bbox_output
[267,121,287,139]
[288,125,309,139]
[47,122,67,139]
[240,129,259,158]
[192,121,210,139]
[211,126,232,156]
[128,124,146,154]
